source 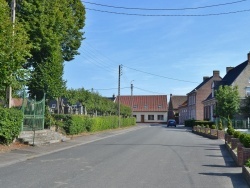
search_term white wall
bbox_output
[133,112,168,123]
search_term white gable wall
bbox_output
[133,112,168,123]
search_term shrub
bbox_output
[227,126,235,135]
[218,119,223,130]
[233,131,241,138]
[243,134,250,148]
[239,133,248,143]
[0,107,23,145]
[211,125,216,129]
[56,115,136,135]
[184,119,196,127]
[246,159,250,168]
[205,125,209,128]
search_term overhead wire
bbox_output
[84,41,119,69]
[78,48,114,72]
[85,7,250,17]
[83,0,248,11]
[134,86,167,95]
[122,65,199,83]
[81,45,117,72]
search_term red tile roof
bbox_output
[170,95,187,110]
[116,95,168,112]
[11,98,23,107]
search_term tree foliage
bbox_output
[64,88,132,117]
[0,0,31,100]
[215,85,240,119]
[11,0,85,100]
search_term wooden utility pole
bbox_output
[118,65,121,127]
[7,0,16,108]
[131,81,134,116]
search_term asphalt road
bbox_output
[0,124,248,188]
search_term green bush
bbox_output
[185,120,214,127]
[205,125,209,128]
[243,134,250,148]
[184,119,196,127]
[0,107,23,144]
[246,159,250,167]
[227,126,235,135]
[218,119,223,130]
[211,125,216,129]
[239,133,248,143]
[56,115,136,135]
[233,131,241,138]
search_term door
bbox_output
[141,115,145,123]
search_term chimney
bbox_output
[213,70,220,77]
[203,76,210,81]
[226,67,234,73]
[248,52,250,64]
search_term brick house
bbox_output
[186,70,222,120]
[178,100,188,124]
[203,52,250,121]
[117,95,168,123]
[168,94,187,123]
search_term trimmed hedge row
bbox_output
[185,119,214,127]
[52,114,136,135]
[0,107,23,144]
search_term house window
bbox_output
[133,115,137,118]
[148,115,154,120]
[133,105,137,108]
[157,115,163,120]
[158,105,162,108]
[246,87,250,96]
[144,104,148,108]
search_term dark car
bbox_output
[167,119,176,127]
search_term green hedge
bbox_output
[52,115,136,135]
[185,120,214,127]
[0,107,23,144]
[243,134,250,148]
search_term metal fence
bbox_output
[21,95,45,131]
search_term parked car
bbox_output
[167,119,176,127]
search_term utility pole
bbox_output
[131,80,134,117]
[7,0,16,108]
[118,65,122,127]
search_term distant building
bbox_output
[203,52,250,120]
[186,70,222,120]
[168,94,187,124]
[116,95,168,123]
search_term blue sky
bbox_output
[63,0,250,99]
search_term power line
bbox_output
[89,87,130,91]
[78,48,113,72]
[134,86,167,95]
[85,7,250,17]
[83,0,248,11]
[122,65,199,83]
[81,46,117,72]
[84,41,119,69]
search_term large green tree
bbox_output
[215,85,240,119]
[0,0,31,101]
[10,0,85,100]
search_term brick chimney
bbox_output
[248,52,250,64]
[213,70,220,78]
[203,76,210,81]
[226,67,234,73]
